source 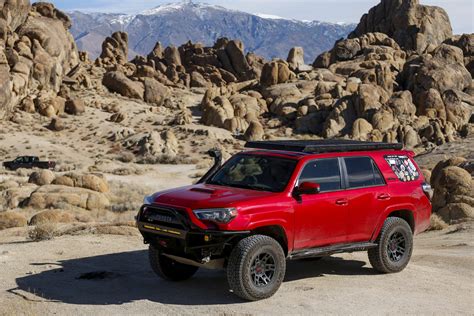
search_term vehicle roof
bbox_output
[245,140,403,153]
[241,148,412,161]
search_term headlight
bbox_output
[143,194,156,205]
[193,208,238,224]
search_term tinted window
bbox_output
[299,158,341,192]
[208,155,297,192]
[344,157,384,188]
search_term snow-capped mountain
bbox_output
[69,1,355,62]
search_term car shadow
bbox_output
[12,250,376,305]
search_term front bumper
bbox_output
[136,204,250,261]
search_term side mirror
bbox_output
[296,182,321,195]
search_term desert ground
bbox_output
[0,220,473,315]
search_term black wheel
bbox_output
[148,245,198,281]
[227,235,286,301]
[368,217,413,273]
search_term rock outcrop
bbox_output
[349,0,453,53]
[0,1,79,119]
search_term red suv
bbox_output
[137,140,432,300]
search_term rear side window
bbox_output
[344,157,385,188]
[299,158,342,192]
[384,155,419,182]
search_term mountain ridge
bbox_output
[68,1,355,62]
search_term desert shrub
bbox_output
[28,222,57,241]
[109,181,151,213]
[137,154,199,165]
[117,151,135,163]
[428,213,449,231]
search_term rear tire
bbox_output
[227,235,286,301]
[368,217,413,273]
[148,245,198,281]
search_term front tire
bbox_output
[368,217,413,273]
[148,245,198,281]
[227,235,286,301]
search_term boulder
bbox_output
[29,209,74,225]
[28,169,55,186]
[244,120,265,141]
[103,71,144,100]
[143,78,170,106]
[0,212,28,230]
[287,47,306,71]
[48,117,65,131]
[27,185,110,210]
[352,118,373,140]
[65,98,85,115]
[432,165,474,222]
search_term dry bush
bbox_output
[116,151,135,163]
[28,222,57,241]
[138,154,196,165]
[429,213,449,231]
[109,181,150,213]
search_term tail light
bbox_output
[422,182,433,200]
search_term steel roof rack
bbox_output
[245,140,403,153]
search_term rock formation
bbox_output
[0,1,79,119]
[349,0,453,53]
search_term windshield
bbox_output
[207,154,297,192]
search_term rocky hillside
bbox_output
[68,1,354,61]
[0,0,473,228]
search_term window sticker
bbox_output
[384,155,419,182]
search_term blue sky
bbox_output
[38,0,473,34]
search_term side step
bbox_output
[289,242,377,260]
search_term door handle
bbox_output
[335,199,348,206]
[377,193,391,200]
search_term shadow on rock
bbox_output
[13,250,376,305]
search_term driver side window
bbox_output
[299,158,342,192]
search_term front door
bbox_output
[293,158,349,249]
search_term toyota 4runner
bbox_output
[136,140,432,301]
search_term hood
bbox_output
[152,183,277,210]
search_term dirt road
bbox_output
[1,222,473,315]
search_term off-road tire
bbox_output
[368,217,413,273]
[227,235,286,301]
[148,245,198,281]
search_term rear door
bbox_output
[342,156,389,242]
[293,158,350,249]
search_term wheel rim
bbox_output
[250,252,276,287]
[386,231,406,262]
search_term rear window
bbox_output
[384,155,419,182]
[299,158,342,192]
[344,157,385,188]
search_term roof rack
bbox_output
[245,140,403,153]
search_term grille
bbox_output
[141,206,188,230]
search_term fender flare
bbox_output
[246,219,293,253]
[370,203,416,241]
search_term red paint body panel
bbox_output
[151,149,432,253]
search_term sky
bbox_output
[37,0,473,34]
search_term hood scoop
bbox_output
[189,187,216,194]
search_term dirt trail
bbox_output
[0,222,473,315]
